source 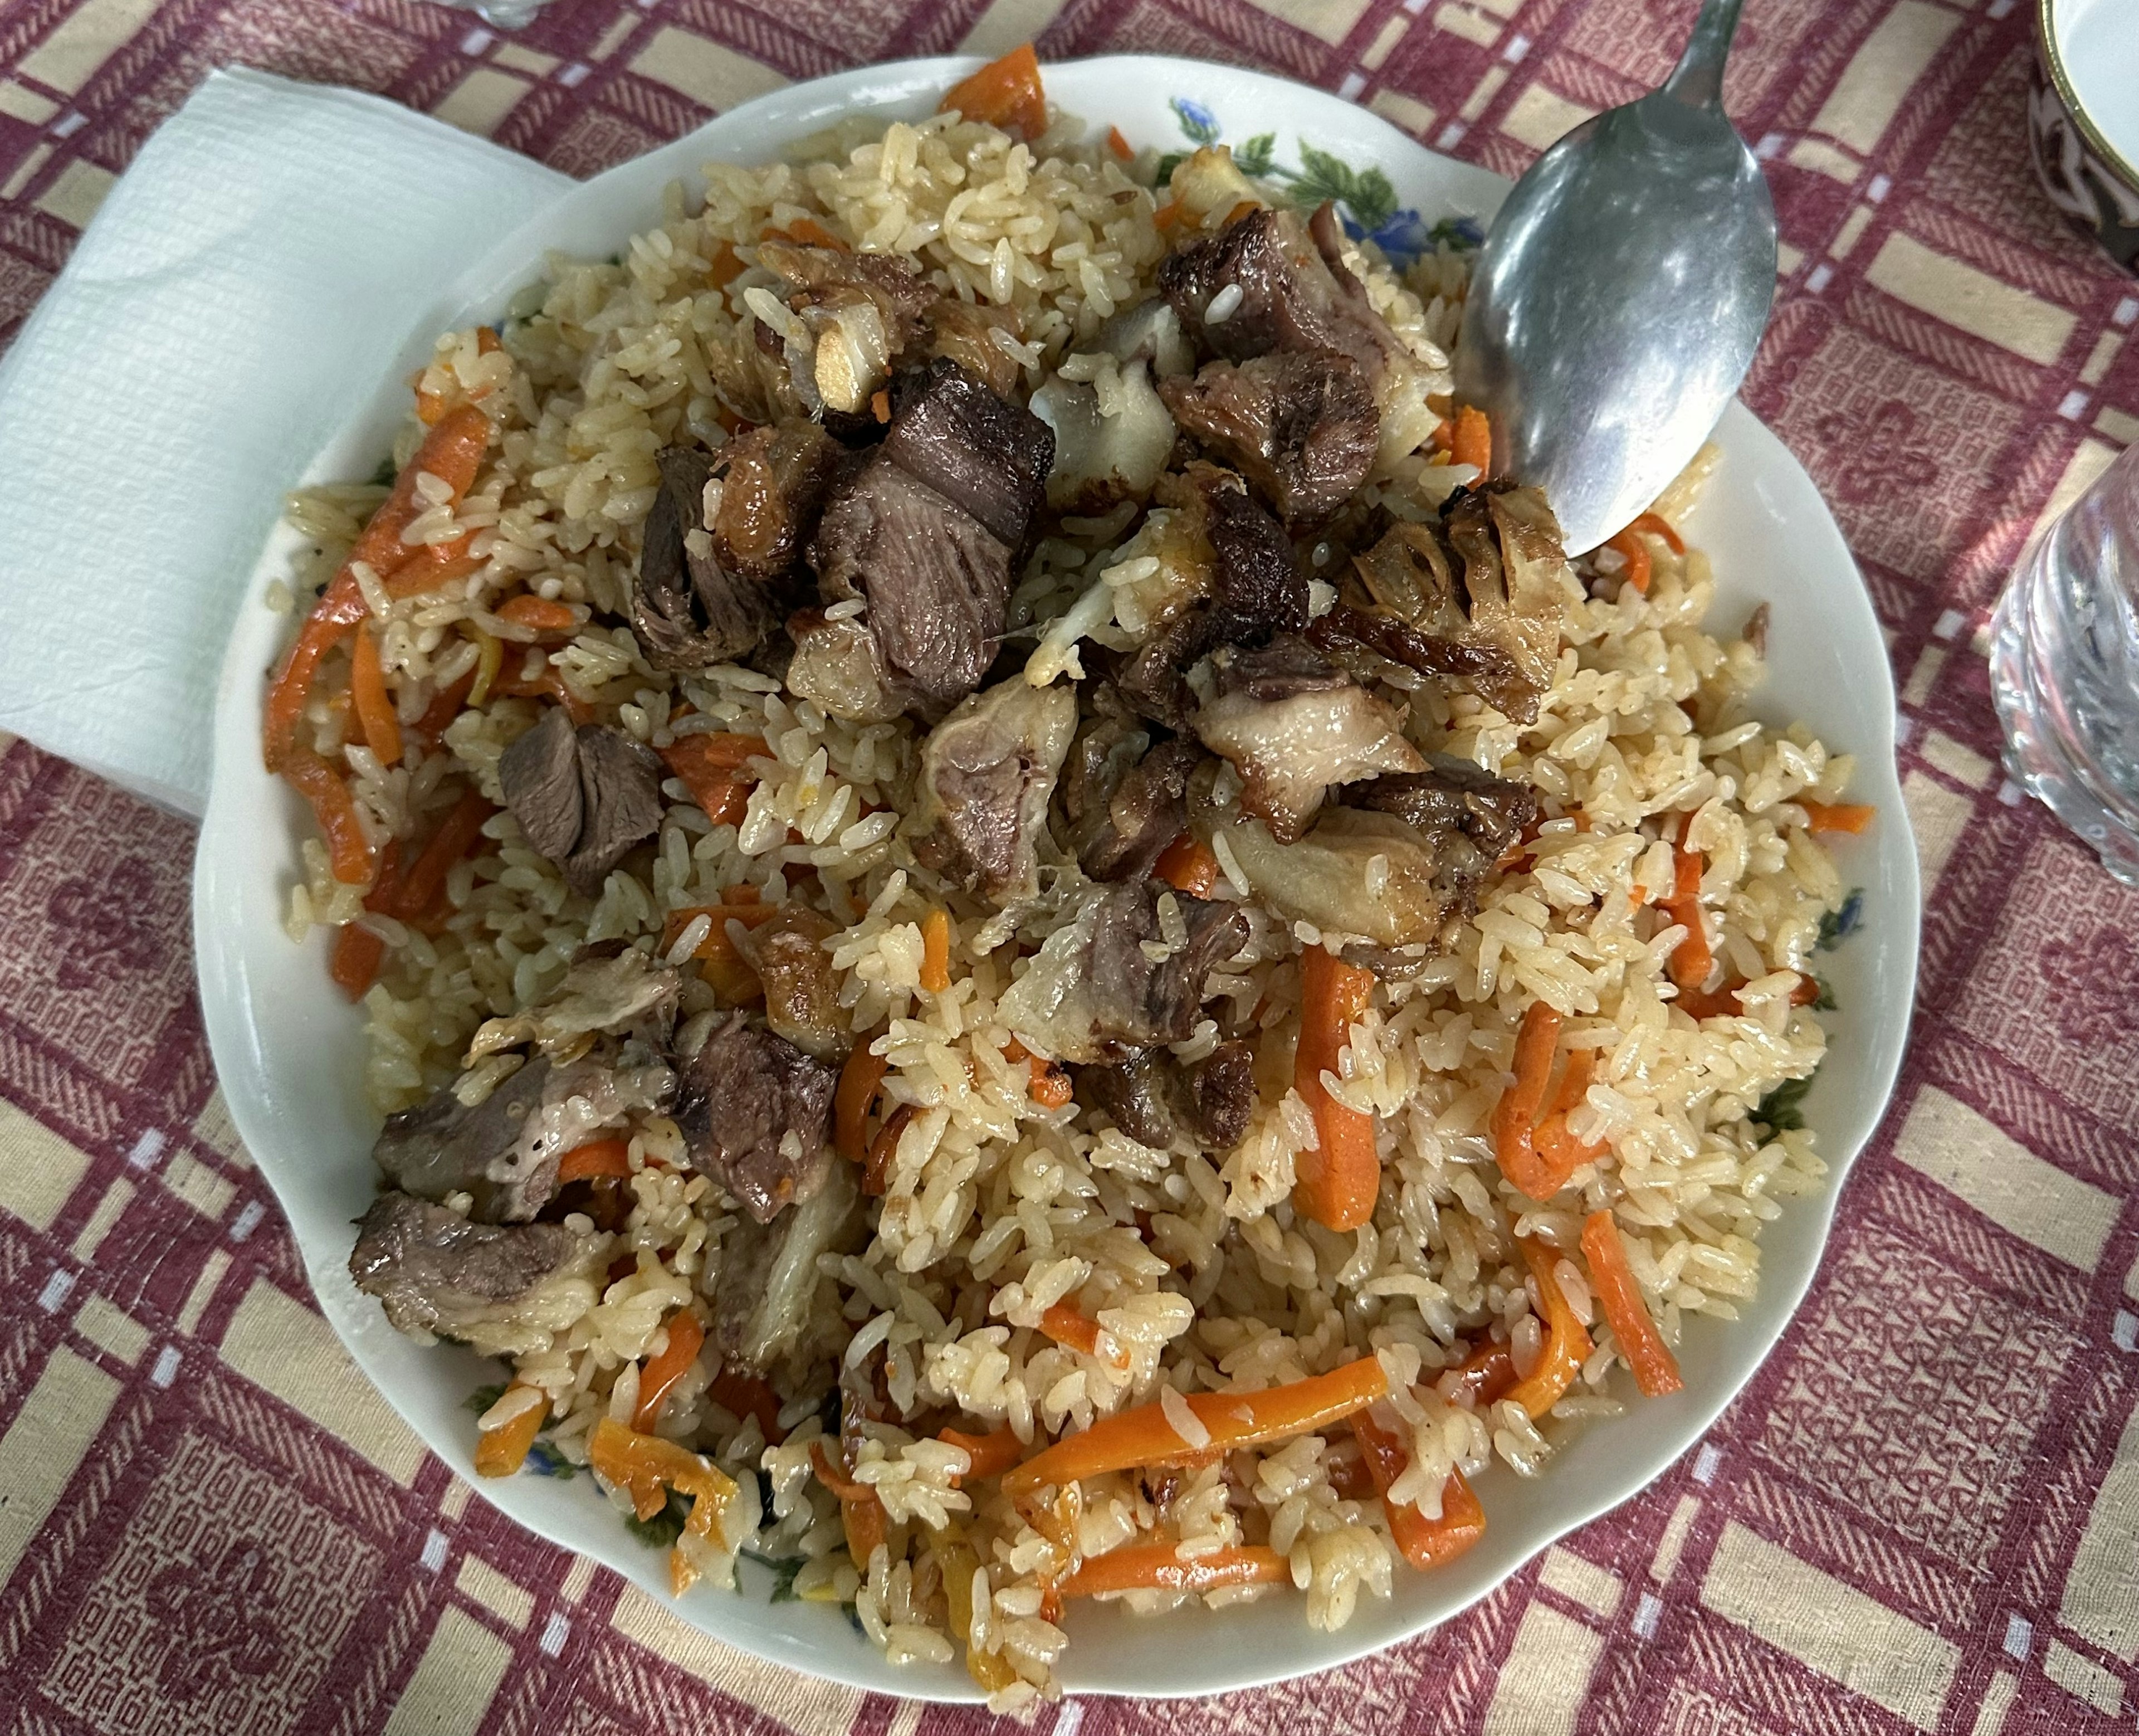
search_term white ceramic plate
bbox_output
[194,55,1921,1702]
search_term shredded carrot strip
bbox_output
[632,1310,706,1432]
[385,545,484,600]
[496,594,580,634]
[1491,1001,1574,1200]
[590,1418,739,1596]
[939,43,1047,141]
[765,215,847,250]
[706,1368,786,1444]
[870,388,891,423]
[1004,1358,1388,1496]
[1666,833,1712,991]
[864,1104,915,1197]
[1450,404,1491,475]
[1352,1411,1487,1571]
[921,908,952,993]
[329,923,385,1002]
[411,667,476,750]
[1605,527,1653,594]
[660,900,777,1005]
[1629,510,1685,554]
[1154,833,1220,898]
[1801,801,1875,835]
[1060,1542,1290,1598]
[1445,1341,1517,1410]
[834,1041,889,1164]
[660,734,769,829]
[942,1423,1024,1484]
[390,784,491,924]
[1292,945,1380,1232]
[1581,1210,1682,1398]
[1152,201,1183,232]
[558,1138,633,1183]
[1106,124,1134,160]
[281,748,375,884]
[473,1386,545,1477]
[347,629,404,768]
[1030,1058,1073,1109]
[1039,1303,1103,1357]
[707,241,745,289]
[1505,1238,1595,1420]
[811,1440,888,1567]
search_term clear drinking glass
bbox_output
[1990,440,2139,886]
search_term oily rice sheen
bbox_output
[275,98,1851,1709]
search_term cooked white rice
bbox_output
[274,97,1850,1710]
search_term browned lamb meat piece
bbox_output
[674,1011,839,1223]
[498,707,665,897]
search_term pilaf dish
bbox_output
[263,47,1872,1710]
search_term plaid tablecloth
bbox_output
[2,0,2136,1730]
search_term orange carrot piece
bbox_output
[412,668,477,749]
[942,1423,1025,1484]
[660,734,770,827]
[1666,836,1712,992]
[1581,1211,1682,1398]
[864,1104,915,1197]
[1223,198,1259,228]
[1352,1411,1487,1571]
[921,908,952,993]
[632,1310,706,1432]
[1491,1001,1569,1199]
[870,388,891,423]
[1444,1342,1518,1410]
[1505,1238,1595,1420]
[282,748,375,884]
[329,923,385,1001]
[1030,1058,1073,1109]
[473,1386,545,1477]
[1605,527,1653,594]
[385,545,484,600]
[1060,1542,1290,1598]
[660,900,778,1004]
[1629,510,1685,555]
[1450,404,1491,475]
[1291,945,1380,1232]
[811,1440,888,1567]
[835,1041,889,1164]
[1004,1358,1388,1496]
[496,594,580,634]
[1039,1303,1103,1357]
[1154,833,1220,898]
[1106,125,1135,160]
[558,1138,633,1183]
[589,1418,739,1597]
[390,784,491,923]
[766,215,848,250]
[708,241,745,289]
[1152,201,1183,232]
[349,628,403,767]
[1800,801,1875,835]
[706,1367,787,1444]
[939,43,1047,141]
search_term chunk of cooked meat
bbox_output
[734,903,847,1062]
[1113,606,1214,730]
[349,1193,585,1350]
[998,880,1248,1064]
[1333,484,1572,723]
[632,447,780,671]
[1203,474,1310,642]
[881,358,1053,549]
[912,678,1077,904]
[1088,880,1250,1050]
[1075,1050,1176,1148]
[1159,206,1399,378]
[1057,698,1150,867]
[1160,348,1378,528]
[1182,1039,1257,1149]
[675,1011,839,1222]
[1031,363,1177,514]
[809,455,1013,720]
[1219,804,1511,952]
[1346,756,1539,866]
[1079,735,1201,882]
[1194,636,1423,842]
[373,1050,676,1223]
[713,1154,865,1373]
[499,708,666,897]
[710,421,847,584]
[466,944,681,1064]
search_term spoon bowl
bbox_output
[1454,0,1777,553]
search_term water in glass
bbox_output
[1990,441,2139,885]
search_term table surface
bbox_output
[2,0,2137,1732]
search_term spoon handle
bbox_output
[1661,0,1746,110]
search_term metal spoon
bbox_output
[1453,0,1776,554]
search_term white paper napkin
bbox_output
[0,67,571,818]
